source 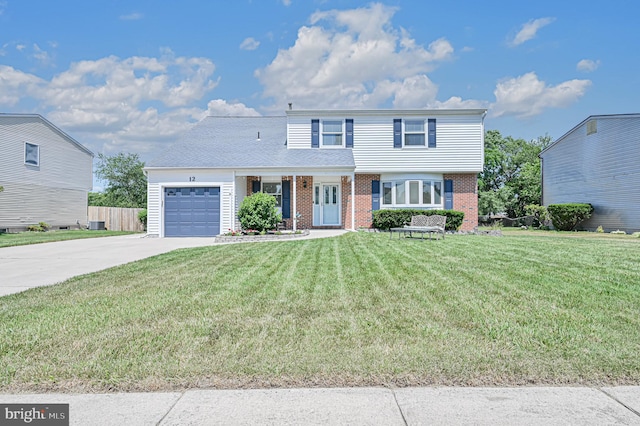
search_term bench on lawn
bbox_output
[389,214,447,240]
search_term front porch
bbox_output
[241,174,356,231]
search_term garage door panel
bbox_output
[164,187,220,237]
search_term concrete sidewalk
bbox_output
[1,386,639,425]
[0,230,347,297]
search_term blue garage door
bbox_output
[164,187,220,237]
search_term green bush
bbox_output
[238,192,282,232]
[27,222,50,232]
[547,203,594,231]
[525,204,550,228]
[372,209,464,231]
[138,209,148,230]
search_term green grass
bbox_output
[1,232,639,392]
[0,230,137,248]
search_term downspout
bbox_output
[232,170,236,232]
[351,173,355,231]
[292,174,297,232]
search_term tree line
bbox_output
[478,130,551,218]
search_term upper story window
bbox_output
[322,120,343,146]
[25,142,40,166]
[311,118,353,148]
[404,120,425,146]
[394,118,436,148]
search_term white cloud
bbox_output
[240,37,260,51]
[256,2,457,110]
[0,1,6,16]
[120,12,143,21]
[491,72,591,118]
[0,65,44,105]
[205,99,260,117]
[0,52,230,155]
[32,43,53,66]
[282,0,292,5]
[509,17,555,47]
[577,59,600,72]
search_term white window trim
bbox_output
[24,142,40,166]
[381,179,443,208]
[320,119,345,148]
[403,119,426,148]
[261,181,283,208]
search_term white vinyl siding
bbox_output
[352,116,483,173]
[286,112,484,173]
[541,115,640,232]
[0,116,93,229]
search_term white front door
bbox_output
[313,183,340,226]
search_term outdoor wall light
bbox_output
[303,180,308,188]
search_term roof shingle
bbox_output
[147,116,355,169]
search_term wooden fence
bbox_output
[87,206,145,232]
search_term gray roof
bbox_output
[147,116,355,169]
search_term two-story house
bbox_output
[0,113,94,232]
[144,108,486,237]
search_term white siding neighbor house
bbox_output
[0,114,94,232]
[144,108,486,237]
[540,113,640,232]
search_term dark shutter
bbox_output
[345,119,354,148]
[393,119,402,148]
[311,119,319,148]
[428,118,436,148]
[252,180,260,194]
[371,180,380,211]
[444,179,453,210]
[282,180,291,219]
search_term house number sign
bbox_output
[189,176,196,182]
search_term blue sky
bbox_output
[1,0,638,166]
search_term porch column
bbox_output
[292,174,297,232]
[351,173,355,231]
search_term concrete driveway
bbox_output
[0,235,218,297]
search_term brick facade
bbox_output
[247,173,478,231]
[343,174,380,229]
[444,173,478,231]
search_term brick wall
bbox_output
[247,173,477,231]
[444,173,478,231]
[344,174,380,229]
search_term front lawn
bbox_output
[0,230,137,248]
[0,232,639,392]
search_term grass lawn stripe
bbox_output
[0,231,639,391]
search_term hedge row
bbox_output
[547,203,594,231]
[372,209,464,231]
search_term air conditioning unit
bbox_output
[88,221,105,230]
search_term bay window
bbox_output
[381,179,443,207]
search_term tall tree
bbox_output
[478,131,551,217]
[93,153,147,208]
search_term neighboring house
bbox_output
[144,108,486,237]
[540,113,640,232]
[0,114,94,232]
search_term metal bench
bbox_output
[389,214,447,240]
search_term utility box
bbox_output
[88,221,105,230]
